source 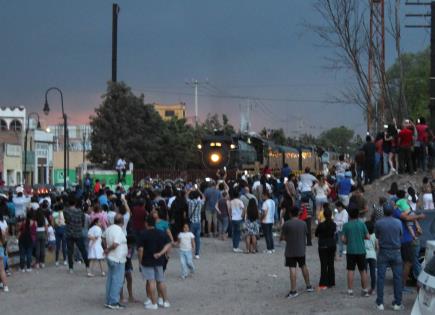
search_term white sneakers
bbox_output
[233,248,243,253]
[376,303,404,311]
[194,255,200,260]
[144,298,170,309]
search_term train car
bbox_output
[198,133,340,175]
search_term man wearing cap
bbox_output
[374,204,404,311]
[13,186,29,219]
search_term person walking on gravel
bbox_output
[280,206,314,299]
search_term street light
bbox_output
[23,112,41,186]
[44,87,68,192]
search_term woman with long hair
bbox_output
[261,189,275,253]
[18,212,33,272]
[313,175,330,223]
[385,124,398,174]
[315,206,337,289]
[244,199,259,254]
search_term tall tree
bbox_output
[89,82,166,169]
[387,48,430,120]
[318,126,354,153]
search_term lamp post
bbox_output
[44,87,68,192]
[23,112,41,186]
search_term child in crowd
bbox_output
[333,201,348,258]
[47,223,56,252]
[421,177,434,210]
[364,221,377,295]
[300,197,313,246]
[177,223,195,279]
[87,218,105,277]
[244,199,260,254]
[396,190,422,240]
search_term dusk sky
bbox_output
[0,0,430,137]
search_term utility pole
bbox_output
[112,3,120,82]
[186,79,206,124]
[405,1,435,130]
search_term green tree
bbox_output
[387,48,430,121]
[160,118,201,169]
[318,126,354,153]
[89,82,166,169]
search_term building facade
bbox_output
[153,103,186,121]
[0,106,25,186]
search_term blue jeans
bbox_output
[300,191,316,213]
[335,231,346,256]
[179,250,195,277]
[55,226,67,262]
[366,258,376,291]
[376,249,403,306]
[262,223,274,250]
[232,220,242,249]
[218,216,229,236]
[105,259,125,306]
[19,242,32,270]
[412,241,421,279]
[375,153,381,179]
[190,222,201,256]
[383,152,389,175]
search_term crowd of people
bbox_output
[0,147,433,311]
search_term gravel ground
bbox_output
[0,236,415,315]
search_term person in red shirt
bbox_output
[93,179,101,194]
[397,120,414,174]
[415,117,429,171]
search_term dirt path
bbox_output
[0,237,415,315]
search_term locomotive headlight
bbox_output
[210,153,221,163]
[197,144,202,150]
[230,144,236,150]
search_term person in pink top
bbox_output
[90,203,109,231]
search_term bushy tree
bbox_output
[89,82,166,169]
[318,126,354,153]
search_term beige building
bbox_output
[153,103,186,121]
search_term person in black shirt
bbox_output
[137,216,172,310]
[315,206,337,289]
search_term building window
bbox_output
[0,119,7,131]
[165,110,175,117]
[10,119,22,132]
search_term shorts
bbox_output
[315,197,328,205]
[346,254,366,271]
[285,256,306,268]
[401,242,413,263]
[141,265,165,282]
[205,211,218,224]
[125,257,133,273]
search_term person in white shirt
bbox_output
[298,168,318,213]
[261,190,276,254]
[13,187,30,218]
[103,214,128,310]
[116,158,127,183]
[333,201,348,258]
[229,191,245,253]
[177,223,195,279]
